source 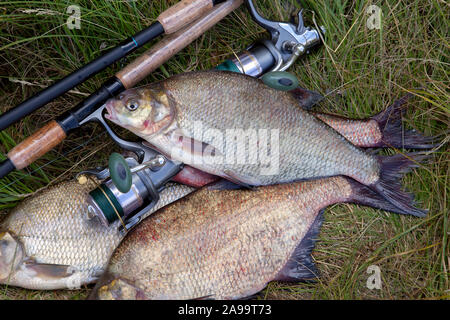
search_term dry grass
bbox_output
[0,0,448,300]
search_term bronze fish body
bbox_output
[105,71,428,216]
[91,175,410,300]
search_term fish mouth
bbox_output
[104,101,117,122]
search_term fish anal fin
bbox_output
[274,210,324,282]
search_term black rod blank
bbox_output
[0,22,164,131]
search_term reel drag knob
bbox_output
[108,152,132,193]
[261,71,298,91]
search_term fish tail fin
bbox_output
[368,153,428,217]
[371,94,436,149]
[345,177,418,215]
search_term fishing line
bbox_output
[97,182,128,232]
[82,171,128,231]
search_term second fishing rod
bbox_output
[0,0,324,180]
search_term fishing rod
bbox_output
[0,0,227,132]
[0,0,242,179]
[75,1,325,233]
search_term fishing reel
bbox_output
[76,118,183,234]
[216,0,325,77]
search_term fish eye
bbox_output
[126,100,139,112]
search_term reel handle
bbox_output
[108,153,133,193]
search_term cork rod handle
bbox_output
[158,0,216,34]
[117,0,243,88]
[7,120,66,170]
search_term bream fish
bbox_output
[0,181,194,290]
[0,92,430,290]
[91,167,421,300]
[104,71,430,216]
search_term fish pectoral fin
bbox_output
[166,128,223,158]
[180,136,223,158]
[23,259,75,280]
[274,209,324,282]
[191,294,215,300]
[222,169,261,188]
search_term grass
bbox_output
[0,0,448,300]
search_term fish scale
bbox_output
[94,177,356,300]
[113,71,381,187]
[0,180,195,290]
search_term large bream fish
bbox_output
[90,172,418,300]
[104,71,429,216]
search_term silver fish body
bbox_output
[105,71,427,216]
[0,180,194,290]
[107,71,379,186]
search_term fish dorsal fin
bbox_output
[274,209,324,282]
[288,87,323,111]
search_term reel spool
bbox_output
[108,152,132,193]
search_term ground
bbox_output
[0,0,448,300]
